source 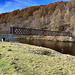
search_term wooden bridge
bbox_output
[10,27,71,36]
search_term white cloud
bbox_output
[14,0,39,6]
[26,0,39,5]
[0,0,39,14]
[0,1,12,13]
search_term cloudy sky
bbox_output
[0,0,68,14]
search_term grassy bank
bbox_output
[0,42,75,75]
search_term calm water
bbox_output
[17,39,75,56]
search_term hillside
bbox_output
[0,1,75,37]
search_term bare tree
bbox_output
[70,0,75,8]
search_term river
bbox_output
[17,39,75,56]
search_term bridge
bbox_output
[10,27,71,36]
[0,27,72,41]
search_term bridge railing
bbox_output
[10,27,71,36]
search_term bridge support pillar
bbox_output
[0,34,16,41]
[69,37,73,41]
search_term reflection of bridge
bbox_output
[0,27,72,41]
[10,27,71,36]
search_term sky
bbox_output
[0,0,68,14]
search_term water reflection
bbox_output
[17,39,75,56]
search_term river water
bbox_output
[17,39,75,56]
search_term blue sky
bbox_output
[0,0,68,14]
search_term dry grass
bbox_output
[0,42,75,75]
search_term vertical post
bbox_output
[1,38,3,42]
[10,25,13,34]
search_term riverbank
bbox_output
[0,42,75,75]
[16,36,75,43]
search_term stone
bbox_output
[2,46,5,48]
[16,68,25,73]
[10,62,16,65]
[7,55,9,57]
[9,46,11,47]
[14,58,19,61]
[8,49,12,51]
[42,51,51,56]
[14,66,18,69]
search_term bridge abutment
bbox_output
[0,34,16,41]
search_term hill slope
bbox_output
[0,1,75,37]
